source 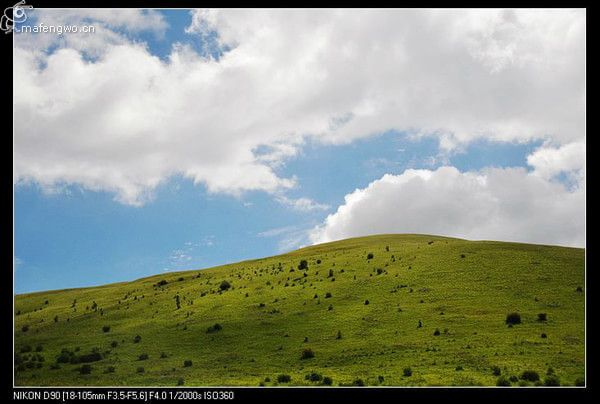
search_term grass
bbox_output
[14,234,585,386]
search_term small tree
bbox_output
[219,280,231,291]
[298,260,308,270]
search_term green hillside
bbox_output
[14,234,585,387]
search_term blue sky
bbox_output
[13,9,585,293]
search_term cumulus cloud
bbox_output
[310,166,584,247]
[14,9,585,205]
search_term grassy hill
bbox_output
[14,234,585,387]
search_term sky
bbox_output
[13,9,585,293]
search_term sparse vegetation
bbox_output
[13,234,584,387]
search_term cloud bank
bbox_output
[14,9,585,207]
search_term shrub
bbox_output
[575,377,585,386]
[455,366,464,371]
[352,378,365,386]
[403,367,412,377]
[105,366,115,373]
[219,280,231,291]
[520,370,540,382]
[505,312,521,325]
[177,378,184,386]
[78,351,103,363]
[207,323,223,333]
[367,253,374,260]
[277,374,291,383]
[537,313,547,322]
[541,333,547,339]
[544,375,560,386]
[328,304,333,311]
[111,341,118,348]
[325,292,332,298]
[328,269,334,278]
[102,325,111,333]
[156,279,168,287]
[364,300,369,305]
[307,372,322,382]
[301,348,315,360]
[376,268,384,275]
[79,364,92,374]
[433,328,440,336]
[133,335,142,343]
[298,260,308,270]
[316,259,322,264]
[138,353,149,361]
[160,352,168,359]
[336,330,342,339]
[322,376,333,385]
[491,366,501,376]
[509,375,519,383]
[496,376,511,386]
[183,360,192,367]
[576,286,583,293]
[137,367,145,374]
[21,325,29,333]
[378,375,385,383]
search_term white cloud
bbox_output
[14,9,585,205]
[310,165,584,247]
[527,140,586,181]
[275,196,330,212]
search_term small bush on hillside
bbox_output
[322,376,333,385]
[102,325,111,333]
[219,280,231,291]
[336,330,342,339]
[364,300,369,305]
[433,328,440,336]
[509,375,519,383]
[111,341,118,348]
[328,269,334,278]
[544,375,560,386]
[520,370,540,382]
[177,378,184,386]
[491,366,501,376]
[183,360,192,367]
[138,353,149,361]
[367,253,374,260]
[34,345,43,352]
[575,377,585,386]
[134,335,142,343]
[277,374,291,383]
[505,312,521,325]
[79,364,92,374]
[352,378,365,386]
[306,372,322,382]
[207,323,223,333]
[403,367,412,377]
[137,367,145,374]
[160,352,168,359]
[455,366,464,371]
[496,376,511,386]
[156,280,168,287]
[541,333,547,339]
[105,366,115,374]
[325,292,332,298]
[21,325,29,333]
[537,313,547,322]
[20,345,32,353]
[301,348,315,360]
[298,260,308,270]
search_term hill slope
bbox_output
[14,234,585,386]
